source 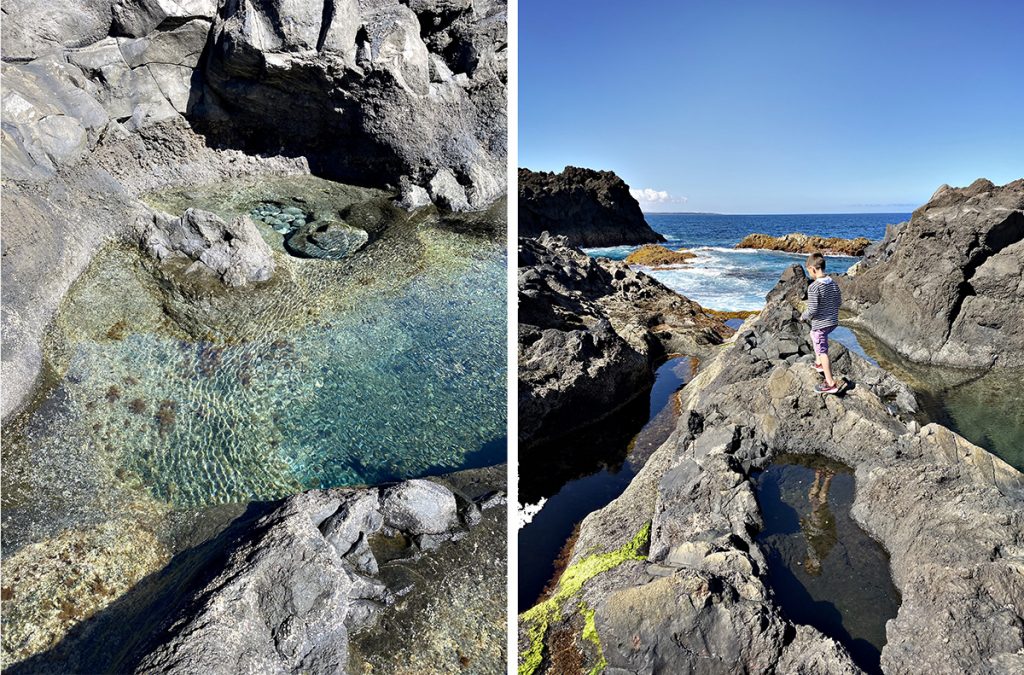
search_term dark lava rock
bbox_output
[519,261,1024,675]
[518,166,665,247]
[518,233,730,449]
[7,469,504,674]
[840,178,1024,368]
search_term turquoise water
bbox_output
[2,179,507,551]
[587,212,907,310]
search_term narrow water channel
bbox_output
[517,356,695,610]
[755,454,900,674]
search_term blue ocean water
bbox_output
[587,213,909,311]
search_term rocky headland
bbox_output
[5,467,506,673]
[518,233,731,450]
[623,244,695,268]
[518,262,1024,674]
[518,167,665,247]
[736,232,872,256]
[839,178,1024,369]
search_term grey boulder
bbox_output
[142,207,275,286]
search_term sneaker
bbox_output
[813,363,824,373]
[815,381,839,394]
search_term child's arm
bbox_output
[801,283,819,322]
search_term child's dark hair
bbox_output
[806,252,826,271]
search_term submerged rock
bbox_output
[518,166,665,247]
[285,221,370,260]
[840,178,1024,368]
[518,233,730,449]
[519,262,1024,675]
[736,232,872,256]
[142,207,275,286]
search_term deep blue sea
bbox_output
[587,213,910,311]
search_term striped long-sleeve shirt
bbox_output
[801,276,841,330]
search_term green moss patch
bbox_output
[518,521,650,675]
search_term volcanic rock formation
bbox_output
[518,233,730,449]
[736,232,872,256]
[1,0,507,422]
[518,167,665,247]
[840,178,1024,368]
[518,264,1024,674]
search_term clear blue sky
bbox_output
[520,0,1024,213]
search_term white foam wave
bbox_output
[518,497,547,529]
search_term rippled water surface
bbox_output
[1,175,505,665]
[755,455,899,674]
[5,177,506,539]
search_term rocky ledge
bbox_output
[518,167,665,247]
[624,244,695,268]
[736,232,872,256]
[8,467,506,674]
[839,178,1024,369]
[518,233,731,450]
[518,264,1024,674]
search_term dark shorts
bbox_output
[810,326,835,355]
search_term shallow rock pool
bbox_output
[0,175,506,665]
[755,454,900,674]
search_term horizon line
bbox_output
[642,210,914,217]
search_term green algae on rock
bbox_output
[518,521,650,675]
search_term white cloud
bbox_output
[629,187,687,205]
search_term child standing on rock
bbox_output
[801,253,842,394]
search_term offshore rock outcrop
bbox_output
[519,264,1024,674]
[839,178,1024,369]
[624,244,695,268]
[518,167,665,247]
[8,468,506,674]
[518,233,730,450]
[736,232,872,256]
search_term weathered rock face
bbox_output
[194,0,507,210]
[518,167,665,247]
[736,232,872,256]
[518,233,730,449]
[519,264,1024,675]
[840,178,1024,368]
[8,469,505,673]
[133,473,504,674]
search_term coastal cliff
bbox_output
[840,178,1024,369]
[518,167,665,247]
